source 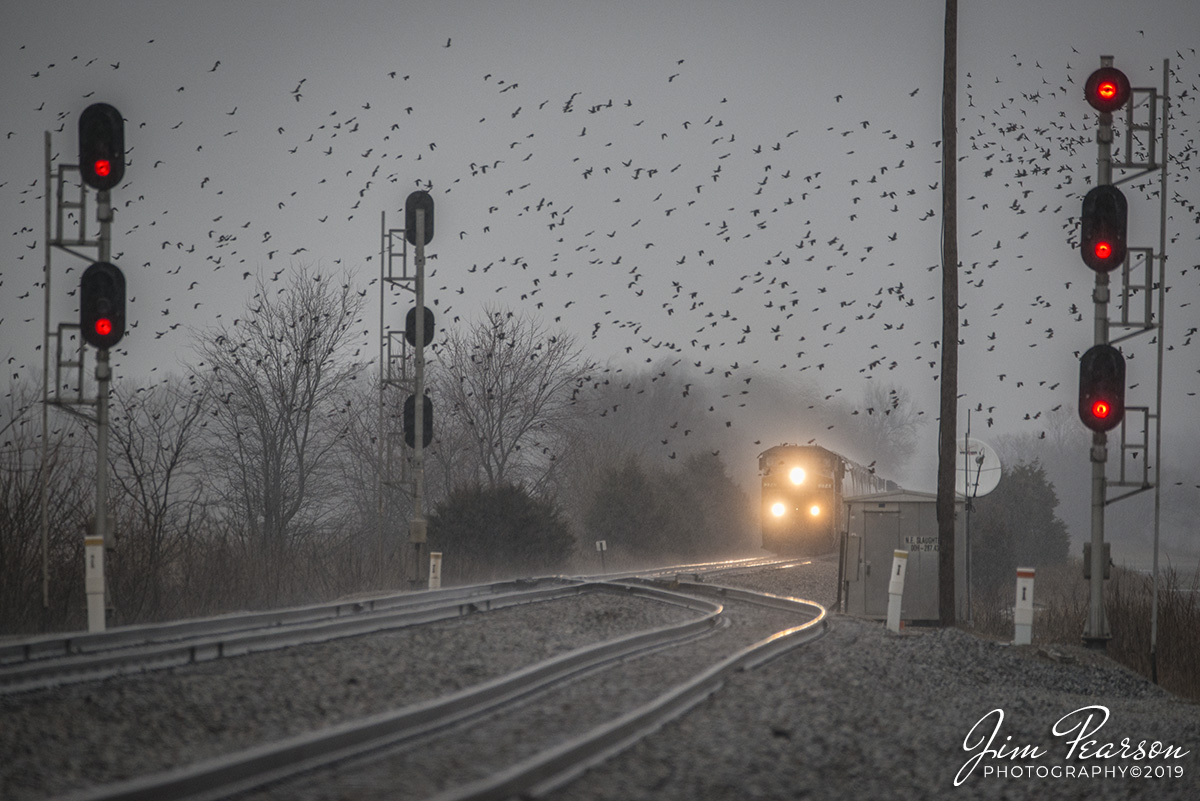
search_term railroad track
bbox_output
[14,560,827,801]
[581,555,809,583]
[2,557,796,696]
[416,580,828,801]
[0,577,579,695]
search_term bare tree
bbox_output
[430,307,595,494]
[572,363,714,464]
[194,265,366,600]
[104,374,211,619]
[853,381,925,477]
[0,380,93,631]
[326,370,414,586]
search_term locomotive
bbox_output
[758,444,896,554]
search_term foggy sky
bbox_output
[3,1,1198,535]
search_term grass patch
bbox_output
[968,559,1200,702]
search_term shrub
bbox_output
[428,484,575,584]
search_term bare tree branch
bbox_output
[194,265,366,591]
[431,307,595,493]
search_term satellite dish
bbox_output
[956,438,1002,498]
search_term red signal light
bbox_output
[1085,66,1130,113]
[78,103,125,191]
[1080,185,1127,272]
[80,262,126,349]
[1079,344,1125,433]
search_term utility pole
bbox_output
[936,0,960,626]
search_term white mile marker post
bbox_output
[1014,567,1035,645]
[428,552,443,590]
[887,550,908,633]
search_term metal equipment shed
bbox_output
[839,490,966,623]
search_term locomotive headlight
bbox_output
[770,502,787,518]
[789,467,806,485]
[809,505,821,517]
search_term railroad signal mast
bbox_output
[1077,57,1171,660]
[38,102,130,631]
[77,104,128,633]
[404,190,435,588]
[377,190,436,588]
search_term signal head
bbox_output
[80,262,127,349]
[405,190,435,246]
[78,103,125,191]
[1080,185,1128,272]
[1085,66,1130,113]
[405,305,436,347]
[1078,344,1125,432]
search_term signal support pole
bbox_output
[87,189,114,632]
[1082,56,1118,649]
[1148,58,1171,684]
[410,208,428,588]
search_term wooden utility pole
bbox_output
[937,0,959,626]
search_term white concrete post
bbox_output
[428,551,443,590]
[1014,567,1035,645]
[887,549,908,633]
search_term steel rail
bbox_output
[50,582,724,801]
[1,559,792,694]
[671,557,816,582]
[428,580,827,801]
[0,577,564,668]
[4,559,781,673]
[0,579,586,695]
[580,555,795,583]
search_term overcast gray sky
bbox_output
[3,1,1198,502]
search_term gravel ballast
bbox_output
[4,558,1197,801]
[233,594,811,801]
[547,559,1200,801]
[0,590,699,801]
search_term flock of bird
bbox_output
[2,28,1199,476]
